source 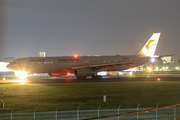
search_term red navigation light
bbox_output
[74,54,78,58]
[67,72,70,75]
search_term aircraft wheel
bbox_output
[92,75,102,79]
[48,73,52,77]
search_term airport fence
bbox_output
[0,105,180,120]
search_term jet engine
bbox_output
[74,68,95,78]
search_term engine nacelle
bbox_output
[74,68,95,77]
[49,73,68,77]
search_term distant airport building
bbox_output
[161,56,171,63]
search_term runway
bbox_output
[1,76,180,84]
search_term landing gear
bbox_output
[92,75,102,79]
[48,73,52,77]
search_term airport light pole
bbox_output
[77,106,80,120]
[34,108,37,120]
[118,105,121,120]
[56,107,59,120]
[156,104,159,120]
[137,104,140,119]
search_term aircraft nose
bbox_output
[6,64,13,70]
[6,63,19,71]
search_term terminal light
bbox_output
[97,71,107,76]
[156,67,158,71]
[119,72,124,75]
[147,67,152,72]
[129,71,133,75]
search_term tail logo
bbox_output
[145,40,155,51]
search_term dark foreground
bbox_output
[0,77,180,113]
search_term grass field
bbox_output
[1,80,180,113]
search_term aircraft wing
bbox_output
[71,61,141,69]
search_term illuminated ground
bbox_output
[0,77,180,113]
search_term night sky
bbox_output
[1,0,180,59]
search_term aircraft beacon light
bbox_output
[74,54,78,58]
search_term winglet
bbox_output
[135,33,161,57]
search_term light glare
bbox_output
[151,58,155,62]
[147,67,152,72]
[15,71,28,80]
[129,71,133,75]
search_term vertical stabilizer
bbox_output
[135,33,161,57]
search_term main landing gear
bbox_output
[92,75,102,79]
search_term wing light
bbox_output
[15,71,28,80]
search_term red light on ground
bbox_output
[67,72,70,75]
[146,111,148,113]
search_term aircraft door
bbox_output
[54,59,59,66]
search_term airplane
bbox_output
[6,33,161,79]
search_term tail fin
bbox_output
[135,33,161,57]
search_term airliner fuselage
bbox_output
[7,55,149,76]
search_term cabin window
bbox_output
[29,62,35,64]
[44,62,50,64]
